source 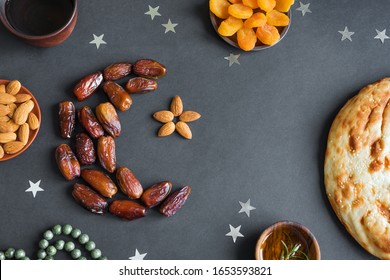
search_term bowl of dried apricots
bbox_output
[210,0,293,51]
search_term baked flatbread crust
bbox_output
[325,78,390,259]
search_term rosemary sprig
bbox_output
[279,232,309,260]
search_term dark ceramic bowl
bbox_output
[255,221,321,260]
[0,0,78,47]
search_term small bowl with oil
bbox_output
[255,221,321,260]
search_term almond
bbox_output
[179,111,201,122]
[0,132,17,143]
[27,112,39,130]
[0,93,17,105]
[14,94,32,103]
[170,96,183,117]
[0,116,10,122]
[158,122,175,137]
[175,121,192,139]
[0,105,11,117]
[18,123,29,144]
[0,84,6,94]
[13,100,34,125]
[7,103,17,118]
[3,141,25,154]
[153,110,174,123]
[6,80,21,95]
[0,120,19,133]
[0,145,4,159]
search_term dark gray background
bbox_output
[0,0,386,259]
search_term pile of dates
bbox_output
[55,59,191,220]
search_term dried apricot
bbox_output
[228,0,242,3]
[275,0,294,12]
[256,23,280,45]
[244,12,266,28]
[257,0,276,12]
[218,16,244,36]
[237,28,257,51]
[210,0,231,19]
[228,4,253,19]
[242,0,258,9]
[266,10,289,26]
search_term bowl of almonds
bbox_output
[0,80,41,161]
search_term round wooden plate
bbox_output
[0,80,41,161]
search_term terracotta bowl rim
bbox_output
[0,0,78,40]
[210,9,291,51]
[255,220,321,260]
[0,79,41,162]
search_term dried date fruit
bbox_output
[160,186,191,217]
[72,183,108,214]
[58,101,75,139]
[116,167,143,199]
[109,200,146,221]
[102,81,132,111]
[73,71,103,101]
[81,169,118,198]
[95,102,121,138]
[55,144,80,181]
[75,133,96,165]
[78,106,104,139]
[141,181,172,208]
[97,136,116,173]
[103,62,132,81]
[133,59,167,79]
[125,77,158,94]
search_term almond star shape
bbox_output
[153,96,201,139]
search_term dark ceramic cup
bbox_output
[0,0,78,47]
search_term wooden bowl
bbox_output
[210,10,291,51]
[0,0,78,47]
[255,221,321,260]
[0,80,41,161]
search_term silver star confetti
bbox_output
[225,224,244,243]
[338,27,354,42]
[145,5,161,20]
[162,19,178,34]
[25,180,44,198]
[374,29,389,44]
[238,199,256,217]
[224,53,240,67]
[296,2,312,16]
[89,34,107,49]
[129,249,147,260]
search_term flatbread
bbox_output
[325,78,390,259]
